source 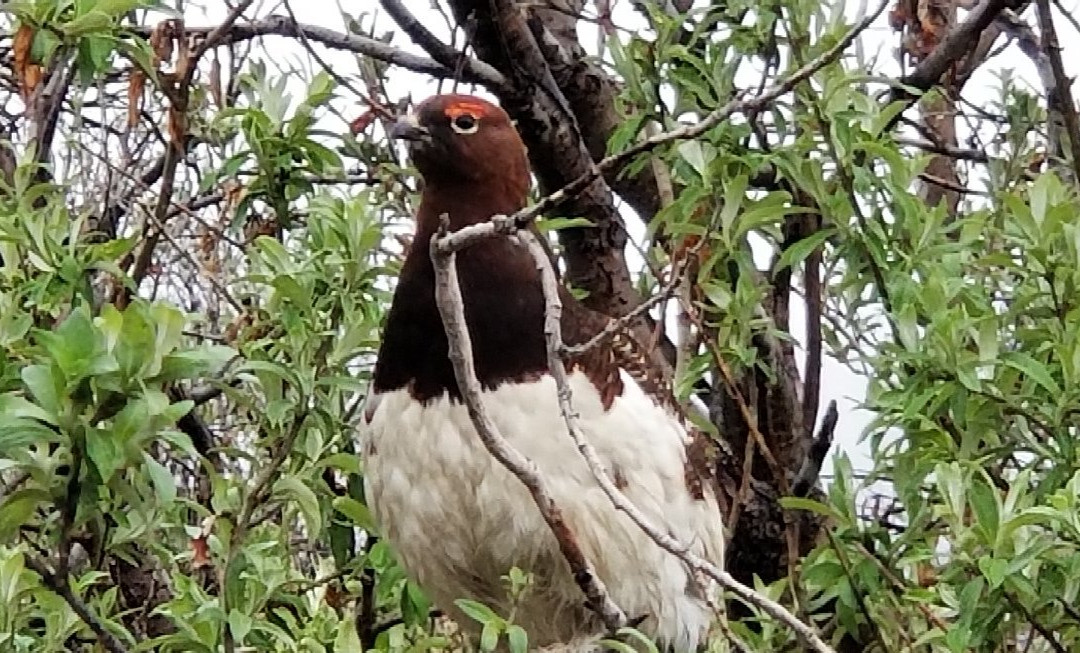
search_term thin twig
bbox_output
[379,0,468,72]
[793,400,839,496]
[24,554,131,653]
[510,232,836,653]
[129,15,506,90]
[222,409,310,653]
[282,0,390,119]
[428,218,627,632]
[562,244,698,357]
[127,0,257,300]
[434,216,836,650]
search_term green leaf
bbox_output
[1002,351,1061,396]
[506,625,528,653]
[156,345,237,382]
[778,496,841,520]
[870,100,908,137]
[775,228,835,272]
[31,29,61,65]
[454,598,500,625]
[86,426,125,483]
[401,580,431,627]
[677,140,714,178]
[115,303,156,380]
[334,607,363,651]
[1029,172,1051,226]
[142,452,177,505]
[95,0,149,17]
[897,303,919,351]
[61,11,115,36]
[316,452,362,475]
[0,393,57,425]
[969,472,1001,544]
[935,462,965,519]
[610,627,661,653]
[536,217,595,232]
[21,365,61,417]
[0,415,61,450]
[37,305,97,382]
[480,623,500,651]
[228,609,253,644]
[332,496,375,531]
[719,174,748,234]
[0,489,50,538]
[977,556,1008,589]
[273,475,322,538]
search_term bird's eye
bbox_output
[451,114,479,134]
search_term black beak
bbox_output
[389,114,430,142]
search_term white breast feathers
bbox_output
[360,369,726,651]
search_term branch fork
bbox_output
[430,214,837,653]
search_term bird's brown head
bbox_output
[390,94,530,218]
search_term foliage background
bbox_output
[1,0,1079,651]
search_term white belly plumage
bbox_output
[360,370,725,651]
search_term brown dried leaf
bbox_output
[191,515,215,569]
[128,70,145,128]
[13,24,43,102]
[167,106,186,147]
[915,0,951,44]
[198,231,214,255]
[223,313,253,345]
[174,22,191,80]
[149,21,174,68]
[324,581,344,610]
[916,562,937,587]
[222,179,245,217]
[350,110,376,135]
[209,53,224,110]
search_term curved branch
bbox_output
[130,16,506,88]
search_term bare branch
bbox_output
[896,0,1015,94]
[793,401,838,497]
[131,16,506,89]
[379,0,473,75]
[126,1,258,301]
[428,217,628,632]
[24,554,131,653]
[1035,0,1080,183]
[434,214,834,650]
[516,229,835,653]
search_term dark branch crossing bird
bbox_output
[359,94,726,651]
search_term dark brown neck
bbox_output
[372,185,547,402]
[413,178,527,237]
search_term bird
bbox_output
[359,93,726,651]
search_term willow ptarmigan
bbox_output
[359,94,726,651]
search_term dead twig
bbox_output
[432,220,837,653]
[428,216,628,632]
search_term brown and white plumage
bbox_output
[360,94,725,651]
